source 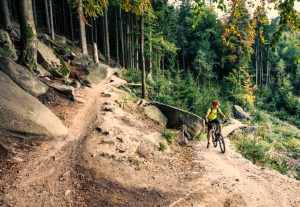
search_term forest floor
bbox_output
[0,72,300,207]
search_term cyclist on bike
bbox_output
[205,100,227,148]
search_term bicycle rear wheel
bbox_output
[212,132,217,147]
[218,135,225,153]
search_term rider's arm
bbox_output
[205,113,209,123]
[220,111,227,120]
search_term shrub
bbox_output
[121,68,141,83]
[236,139,268,164]
[159,142,167,151]
[162,128,176,143]
[292,149,300,159]
[295,167,300,180]
[269,159,290,175]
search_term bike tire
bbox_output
[218,134,226,153]
[212,133,217,147]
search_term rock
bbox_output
[63,79,72,85]
[0,57,49,97]
[102,106,114,112]
[0,29,17,60]
[117,137,124,143]
[83,63,110,87]
[153,102,205,139]
[144,106,168,126]
[60,171,71,181]
[71,80,81,89]
[101,92,112,97]
[0,71,68,138]
[116,145,126,153]
[72,54,93,67]
[36,64,52,77]
[242,126,257,134]
[37,41,70,78]
[233,105,250,120]
[65,190,71,196]
[47,82,75,101]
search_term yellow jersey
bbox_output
[207,107,221,121]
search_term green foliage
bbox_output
[296,167,300,180]
[159,142,166,151]
[196,133,206,141]
[269,159,290,175]
[121,68,141,83]
[236,138,268,164]
[291,149,300,159]
[162,128,175,143]
[232,109,300,179]
[68,0,108,19]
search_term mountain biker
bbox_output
[205,100,227,148]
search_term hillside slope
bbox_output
[1,74,300,207]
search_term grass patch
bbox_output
[159,142,167,151]
[162,128,176,143]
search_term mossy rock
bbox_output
[0,70,68,138]
[37,40,70,78]
[0,29,17,60]
[83,63,109,87]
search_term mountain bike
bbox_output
[211,120,227,154]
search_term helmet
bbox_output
[212,100,219,107]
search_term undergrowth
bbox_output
[231,110,300,179]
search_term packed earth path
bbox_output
[169,120,300,207]
[1,73,300,207]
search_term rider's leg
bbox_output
[207,129,211,142]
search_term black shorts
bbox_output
[208,119,220,130]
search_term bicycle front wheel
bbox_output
[218,135,226,153]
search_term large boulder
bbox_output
[0,57,48,97]
[0,29,17,60]
[233,105,250,120]
[0,70,68,138]
[37,41,70,78]
[72,54,93,67]
[144,106,167,126]
[83,63,110,87]
[153,102,205,139]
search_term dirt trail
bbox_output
[2,71,127,206]
[1,73,300,207]
[169,120,300,207]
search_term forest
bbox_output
[0,0,299,115]
[0,0,300,182]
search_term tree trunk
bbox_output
[260,47,263,85]
[93,42,99,64]
[104,7,110,63]
[266,48,269,86]
[148,30,152,79]
[119,7,124,67]
[19,0,37,71]
[125,13,130,68]
[182,51,186,71]
[69,7,74,43]
[115,11,119,65]
[102,17,106,57]
[176,54,179,74]
[32,0,37,25]
[62,0,66,35]
[140,14,146,99]
[255,44,258,86]
[0,0,12,31]
[44,0,51,34]
[78,0,88,55]
[94,18,98,45]
[49,0,55,40]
